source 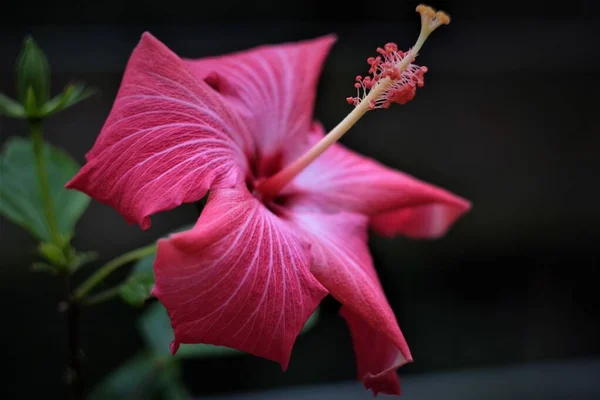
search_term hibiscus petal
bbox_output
[66,33,253,229]
[153,187,328,369]
[291,209,411,395]
[292,123,471,238]
[341,307,407,395]
[184,35,336,173]
[370,202,470,239]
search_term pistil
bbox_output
[257,4,449,201]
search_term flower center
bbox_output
[256,4,450,203]
[246,152,292,212]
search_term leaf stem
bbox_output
[82,285,121,306]
[74,243,157,300]
[30,119,61,245]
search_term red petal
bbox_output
[184,35,336,172]
[153,186,327,369]
[66,33,252,229]
[291,209,411,395]
[291,123,471,238]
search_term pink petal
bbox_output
[291,209,411,395]
[341,307,408,395]
[291,123,471,238]
[66,33,253,229]
[153,186,327,369]
[371,202,470,239]
[184,35,336,175]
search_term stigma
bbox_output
[346,4,450,110]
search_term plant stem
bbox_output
[64,276,84,400]
[30,119,61,245]
[74,244,157,300]
[30,120,85,397]
[82,285,121,306]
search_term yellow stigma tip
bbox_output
[416,4,451,33]
[417,4,436,18]
[435,11,451,25]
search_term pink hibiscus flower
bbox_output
[68,5,469,395]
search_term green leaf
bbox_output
[89,352,190,400]
[138,300,321,360]
[0,137,90,242]
[137,301,178,357]
[118,225,192,308]
[35,241,95,274]
[174,337,241,359]
[70,250,99,270]
[40,82,97,117]
[23,87,38,116]
[159,364,191,400]
[16,36,50,111]
[31,262,58,275]
[138,301,240,359]
[118,253,155,307]
[0,93,25,118]
[38,241,68,268]
[87,352,169,400]
[119,280,154,308]
[161,382,191,400]
[300,305,320,334]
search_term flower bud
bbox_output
[16,36,50,112]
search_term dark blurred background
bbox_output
[1,0,599,398]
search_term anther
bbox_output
[347,4,449,111]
